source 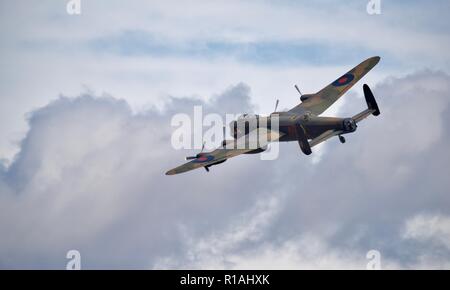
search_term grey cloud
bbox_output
[0,84,269,269]
[1,71,450,269]
[158,70,450,269]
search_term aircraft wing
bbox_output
[289,56,380,116]
[165,128,284,175]
[309,129,343,148]
[308,83,381,149]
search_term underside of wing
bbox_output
[165,128,284,175]
[289,56,380,116]
[309,129,343,148]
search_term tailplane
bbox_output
[363,84,380,116]
[352,84,381,123]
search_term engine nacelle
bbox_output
[300,94,314,102]
[342,118,357,133]
[231,120,238,139]
[243,147,267,154]
[230,113,260,139]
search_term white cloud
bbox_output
[1,1,450,269]
[0,84,278,269]
[1,0,448,159]
[155,70,450,270]
[155,190,373,269]
[403,213,450,250]
[2,71,450,269]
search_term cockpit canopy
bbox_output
[237,113,259,120]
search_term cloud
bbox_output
[154,190,373,270]
[403,213,450,250]
[2,0,449,160]
[0,84,273,269]
[1,1,450,269]
[1,70,450,269]
[158,70,450,269]
[5,1,449,63]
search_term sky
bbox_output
[1,0,450,269]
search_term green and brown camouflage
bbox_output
[289,56,380,115]
[166,56,381,175]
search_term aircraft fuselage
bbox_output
[231,112,356,144]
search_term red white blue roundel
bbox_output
[332,73,354,87]
[192,154,215,163]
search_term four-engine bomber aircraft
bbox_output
[166,56,381,175]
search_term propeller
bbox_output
[273,99,279,112]
[221,126,228,148]
[294,84,302,99]
[185,141,205,160]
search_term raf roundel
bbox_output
[192,155,215,163]
[332,73,354,87]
